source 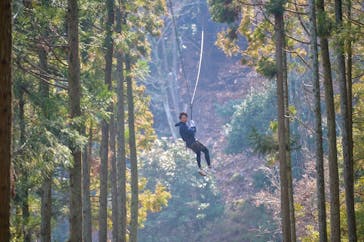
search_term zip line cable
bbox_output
[167,0,191,101]
[190,30,204,115]
[167,0,205,119]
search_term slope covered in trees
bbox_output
[0,0,363,241]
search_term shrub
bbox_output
[214,98,243,121]
[225,84,277,154]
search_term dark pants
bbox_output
[188,141,211,169]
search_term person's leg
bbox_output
[190,142,208,176]
[190,143,202,169]
[198,142,211,167]
[196,151,202,169]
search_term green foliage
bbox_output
[10,0,364,240]
[257,57,277,79]
[230,172,245,184]
[11,0,167,240]
[208,0,239,24]
[203,199,280,241]
[208,0,364,240]
[133,83,157,149]
[215,27,241,56]
[252,169,273,191]
[139,139,224,242]
[214,98,243,120]
[300,225,320,242]
[317,11,334,37]
[346,79,364,241]
[249,127,278,157]
[225,84,277,154]
[266,0,287,15]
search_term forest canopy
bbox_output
[0,0,363,241]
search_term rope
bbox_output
[167,0,191,101]
[167,0,205,120]
[190,30,204,111]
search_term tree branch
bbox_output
[15,60,68,90]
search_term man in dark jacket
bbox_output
[175,112,213,176]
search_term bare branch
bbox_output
[15,60,68,90]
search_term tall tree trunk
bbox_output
[116,3,127,241]
[99,116,109,242]
[309,0,328,240]
[335,0,357,240]
[0,0,12,240]
[99,0,114,240]
[317,0,341,240]
[345,5,354,221]
[83,122,93,242]
[346,0,353,169]
[110,114,119,242]
[38,47,53,242]
[161,40,178,139]
[126,56,139,242]
[18,3,36,239]
[19,89,32,242]
[285,69,296,242]
[283,30,296,242]
[67,0,83,241]
[274,9,291,242]
[116,53,127,242]
[40,179,52,242]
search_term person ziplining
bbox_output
[175,112,214,176]
[168,0,212,176]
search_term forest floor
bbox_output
[191,60,268,202]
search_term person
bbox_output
[175,112,213,176]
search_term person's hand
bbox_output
[189,120,196,127]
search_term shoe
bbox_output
[207,166,216,173]
[198,169,207,176]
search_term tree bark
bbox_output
[346,0,353,171]
[117,53,127,241]
[99,120,109,242]
[38,46,53,242]
[126,56,139,242]
[274,9,292,242]
[334,0,357,240]
[83,122,93,242]
[0,0,12,240]
[116,3,127,241]
[67,0,83,240]
[40,179,52,242]
[317,0,341,240]
[19,89,32,242]
[110,114,119,242]
[283,27,296,242]
[99,0,114,240]
[346,4,354,219]
[309,0,328,240]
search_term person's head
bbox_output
[179,112,188,123]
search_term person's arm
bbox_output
[188,120,197,133]
[181,123,196,135]
[189,126,196,133]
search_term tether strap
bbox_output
[190,30,204,107]
[190,30,204,120]
[167,0,205,120]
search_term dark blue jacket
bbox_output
[175,122,196,147]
